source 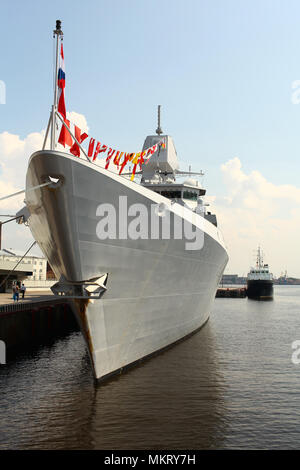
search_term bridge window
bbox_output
[159,190,182,199]
[183,191,198,201]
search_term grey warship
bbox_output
[24,22,229,381]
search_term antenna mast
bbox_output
[256,246,263,269]
[50,20,63,150]
[156,105,163,135]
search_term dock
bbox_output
[0,291,78,357]
[216,287,247,298]
[0,291,57,309]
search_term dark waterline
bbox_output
[0,285,300,449]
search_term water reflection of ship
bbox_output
[4,324,227,449]
[89,322,228,449]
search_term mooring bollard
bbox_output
[0,340,6,364]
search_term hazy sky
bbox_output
[1,0,300,277]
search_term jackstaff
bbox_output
[50,20,64,150]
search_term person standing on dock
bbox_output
[15,284,19,302]
[12,283,19,302]
[12,284,16,301]
[20,284,26,300]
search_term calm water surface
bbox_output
[0,285,300,449]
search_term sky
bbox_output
[1,0,300,276]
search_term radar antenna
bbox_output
[156,105,163,135]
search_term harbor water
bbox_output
[0,285,299,449]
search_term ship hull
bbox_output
[25,150,228,380]
[247,279,274,300]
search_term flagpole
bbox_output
[42,111,52,150]
[51,20,63,150]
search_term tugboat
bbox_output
[247,247,273,300]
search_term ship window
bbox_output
[183,191,198,201]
